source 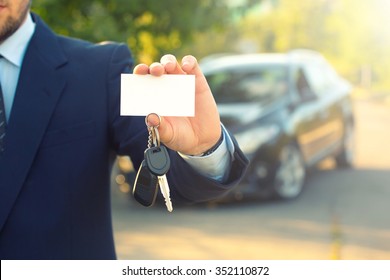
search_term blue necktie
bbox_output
[0,56,6,153]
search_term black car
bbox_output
[201,50,354,200]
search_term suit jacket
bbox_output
[0,14,248,259]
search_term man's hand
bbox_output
[133,54,221,156]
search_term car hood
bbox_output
[217,103,265,128]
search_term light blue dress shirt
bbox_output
[0,13,234,182]
[180,124,234,181]
[0,14,35,121]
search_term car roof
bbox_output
[200,49,326,74]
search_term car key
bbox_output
[145,144,173,212]
[143,113,173,212]
[132,160,159,207]
[144,123,173,212]
[158,175,173,212]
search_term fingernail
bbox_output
[161,54,176,65]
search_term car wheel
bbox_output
[335,122,354,168]
[273,143,306,200]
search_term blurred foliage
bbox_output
[31,0,390,90]
[31,0,259,64]
[250,0,390,90]
[192,0,390,90]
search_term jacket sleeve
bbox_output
[168,131,249,204]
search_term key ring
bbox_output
[145,113,161,148]
[145,113,161,129]
[147,126,161,148]
[151,126,161,147]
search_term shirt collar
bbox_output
[0,13,36,67]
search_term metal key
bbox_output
[145,126,173,212]
[132,160,159,207]
[158,175,173,212]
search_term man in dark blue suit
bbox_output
[0,1,248,259]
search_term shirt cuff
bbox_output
[178,124,235,182]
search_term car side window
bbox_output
[303,60,339,96]
[294,69,315,101]
[206,67,287,105]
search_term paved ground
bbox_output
[111,99,390,260]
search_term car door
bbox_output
[291,67,327,163]
[305,60,345,156]
[296,61,344,163]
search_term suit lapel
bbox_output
[0,14,67,232]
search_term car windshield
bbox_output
[206,65,288,105]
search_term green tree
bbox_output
[31,0,258,64]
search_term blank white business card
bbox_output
[120,74,195,117]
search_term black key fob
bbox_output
[133,160,159,207]
[144,145,170,176]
